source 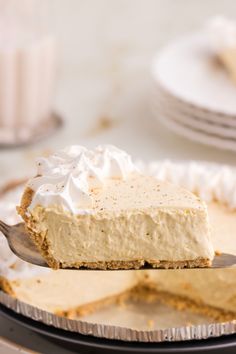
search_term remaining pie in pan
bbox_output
[208,16,236,83]
[0,160,235,321]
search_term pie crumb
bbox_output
[147,319,154,328]
[215,250,222,256]
[116,296,127,309]
[186,321,193,326]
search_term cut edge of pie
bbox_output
[17,180,213,270]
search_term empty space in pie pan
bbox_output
[0,302,236,353]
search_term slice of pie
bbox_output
[17,145,214,270]
[207,16,236,83]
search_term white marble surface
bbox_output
[1,0,236,352]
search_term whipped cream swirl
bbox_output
[206,16,236,53]
[137,160,236,209]
[28,145,137,213]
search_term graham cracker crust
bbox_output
[129,284,236,323]
[57,257,211,270]
[55,289,131,319]
[17,187,60,269]
[0,276,14,296]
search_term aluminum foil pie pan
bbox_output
[0,290,235,343]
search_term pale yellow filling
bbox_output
[32,206,212,264]
[28,174,214,265]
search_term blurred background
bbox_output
[1,0,236,184]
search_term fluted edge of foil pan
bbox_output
[0,290,235,343]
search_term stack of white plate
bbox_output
[151,31,236,152]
